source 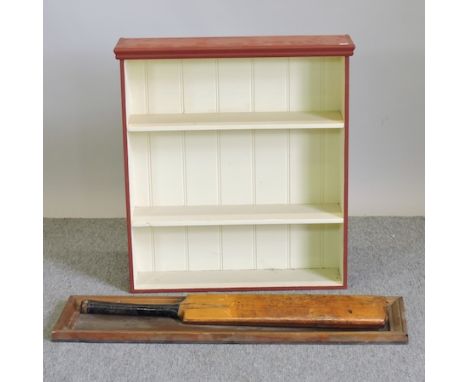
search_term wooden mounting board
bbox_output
[51,295,407,344]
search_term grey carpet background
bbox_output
[44,217,424,381]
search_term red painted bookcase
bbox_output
[114,35,355,292]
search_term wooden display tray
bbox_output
[51,295,408,344]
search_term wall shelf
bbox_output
[127,111,344,132]
[132,203,343,227]
[116,35,353,292]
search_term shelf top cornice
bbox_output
[114,35,355,60]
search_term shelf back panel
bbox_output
[127,129,344,209]
[124,57,344,116]
[131,224,342,274]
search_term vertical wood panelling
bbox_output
[184,227,189,270]
[147,60,182,113]
[218,226,223,270]
[216,131,222,204]
[132,224,341,273]
[256,225,288,269]
[222,226,255,270]
[149,132,184,206]
[147,134,153,206]
[254,130,288,204]
[218,59,252,112]
[290,225,322,268]
[125,56,347,285]
[182,59,217,113]
[182,133,188,205]
[322,57,342,111]
[289,130,321,204]
[126,57,345,116]
[187,227,220,270]
[151,227,156,271]
[185,131,218,205]
[124,61,147,115]
[289,58,322,111]
[219,131,253,204]
[253,58,289,111]
[154,227,186,271]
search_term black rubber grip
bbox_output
[81,300,180,319]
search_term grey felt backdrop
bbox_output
[44,217,424,381]
[44,0,424,217]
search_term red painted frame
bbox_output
[114,35,355,60]
[116,35,354,293]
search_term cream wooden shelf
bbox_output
[132,203,343,227]
[116,35,354,291]
[127,111,344,132]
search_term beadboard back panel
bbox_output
[127,129,343,208]
[124,57,344,116]
[132,224,343,289]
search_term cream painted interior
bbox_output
[124,57,345,290]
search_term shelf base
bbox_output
[134,268,343,291]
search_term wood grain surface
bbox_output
[51,295,408,344]
[179,294,387,329]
